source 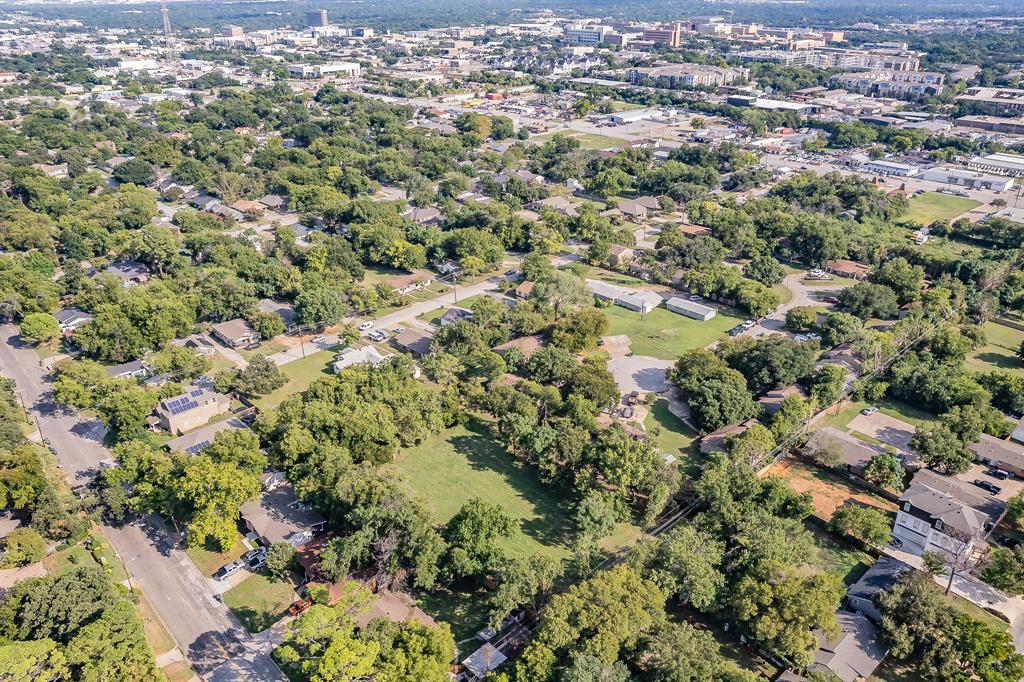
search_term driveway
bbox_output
[608,355,674,394]
[847,412,916,455]
[742,272,853,339]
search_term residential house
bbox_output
[438,306,475,327]
[969,434,1024,478]
[528,196,580,218]
[401,207,445,226]
[257,299,297,328]
[607,244,635,267]
[665,296,716,321]
[892,469,1005,557]
[700,419,757,455]
[183,335,216,356]
[105,261,150,288]
[494,334,545,360]
[846,556,911,623]
[230,199,266,217]
[240,480,326,547]
[617,200,649,221]
[394,328,434,358]
[166,418,245,456]
[155,387,231,436]
[824,259,871,280]
[803,427,884,478]
[808,612,888,682]
[259,195,287,211]
[54,307,93,333]
[820,344,864,377]
[210,319,258,348]
[514,281,535,299]
[389,271,433,295]
[333,345,393,372]
[106,359,151,381]
[758,384,807,415]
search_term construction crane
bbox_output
[161,1,177,64]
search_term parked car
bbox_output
[357,321,373,331]
[987,468,1011,480]
[860,406,879,416]
[728,326,744,336]
[996,535,1022,549]
[888,536,903,549]
[288,599,312,617]
[393,327,404,334]
[821,296,840,304]
[973,479,1002,494]
[688,294,702,302]
[244,548,267,571]
[213,559,246,581]
[369,330,389,342]
[794,334,810,342]
[741,320,756,329]
[806,333,822,341]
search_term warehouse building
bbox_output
[666,297,717,321]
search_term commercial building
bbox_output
[586,279,663,314]
[859,159,920,177]
[306,9,328,28]
[967,151,1024,177]
[641,24,684,48]
[221,25,244,38]
[563,25,611,45]
[956,115,1024,135]
[287,62,361,79]
[917,166,1014,192]
[625,63,746,89]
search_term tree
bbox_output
[872,257,925,305]
[785,306,818,332]
[177,456,261,550]
[560,653,630,682]
[442,498,515,581]
[266,541,296,581]
[0,527,46,567]
[863,453,904,490]
[0,639,68,680]
[488,555,562,629]
[803,364,847,405]
[632,524,725,610]
[743,254,784,286]
[95,383,158,442]
[819,312,862,347]
[0,566,121,643]
[644,621,730,682]
[828,504,892,548]
[839,282,899,320]
[18,313,60,346]
[551,308,608,352]
[64,600,161,681]
[911,423,973,474]
[113,158,155,186]
[295,285,345,326]
[534,566,666,665]
[982,545,1024,596]
[231,355,287,397]
[249,311,286,340]
[720,336,818,392]
[686,371,759,433]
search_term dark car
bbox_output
[987,468,1010,480]
[821,296,840,304]
[996,535,1022,549]
[728,326,744,336]
[973,479,1002,494]
[244,548,267,570]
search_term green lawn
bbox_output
[44,531,128,584]
[643,398,701,478]
[186,534,247,577]
[566,264,646,287]
[361,264,408,287]
[904,192,981,226]
[223,572,299,633]
[603,305,746,360]
[945,590,1009,632]
[395,419,573,559]
[237,340,289,361]
[137,594,176,656]
[806,522,873,585]
[255,348,336,410]
[534,130,629,151]
[609,100,644,112]
[966,321,1024,377]
[817,397,934,433]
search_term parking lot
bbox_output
[847,412,916,455]
[951,462,1024,504]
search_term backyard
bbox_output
[186,533,248,577]
[603,305,746,360]
[767,457,897,521]
[395,418,573,560]
[643,398,701,478]
[904,192,981,225]
[254,347,336,410]
[966,321,1024,377]
[43,531,129,584]
[816,397,933,434]
[223,571,300,633]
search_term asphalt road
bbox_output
[0,325,285,681]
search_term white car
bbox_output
[861,406,879,416]
[806,332,822,341]
[741,320,756,329]
[357,321,373,331]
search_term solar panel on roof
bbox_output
[184,440,212,455]
[190,389,204,397]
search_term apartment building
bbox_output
[625,63,747,88]
[287,62,361,79]
[956,87,1024,115]
[563,25,611,45]
[831,70,944,100]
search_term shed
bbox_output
[665,296,716,321]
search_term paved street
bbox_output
[741,271,853,339]
[0,325,285,681]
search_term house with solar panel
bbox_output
[166,418,246,455]
[155,387,232,436]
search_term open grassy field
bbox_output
[255,348,336,410]
[566,263,646,287]
[223,572,299,633]
[609,100,644,112]
[644,398,701,478]
[603,305,746,360]
[395,419,573,560]
[904,192,981,225]
[817,397,933,433]
[44,531,128,584]
[966,321,1024,377]
[534,130,629,151]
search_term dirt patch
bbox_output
[767,458,897,520]
[601,335,632,359]
[847,413,915,454]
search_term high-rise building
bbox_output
[307,10,328,28]
[221,25,244,37]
